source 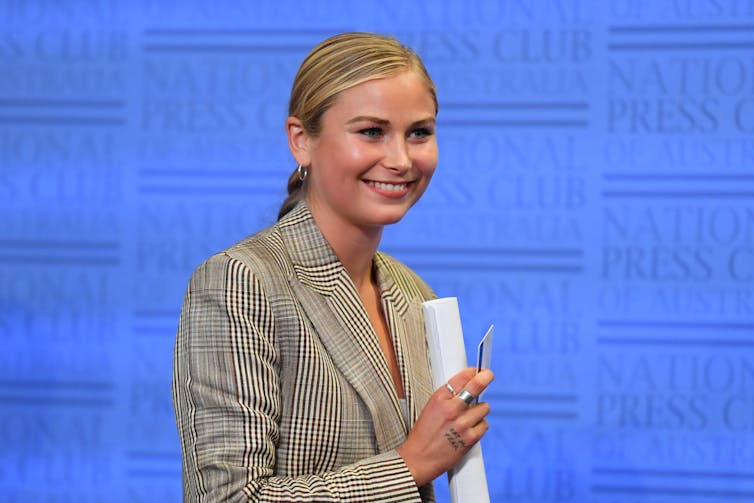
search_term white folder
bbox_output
[423,297,490,503]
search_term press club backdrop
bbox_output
[2,0,754,501]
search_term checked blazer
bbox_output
[173,202,437,502]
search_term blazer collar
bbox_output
[278,202,414,315]
[374,256,434,428]
[278,202,417,451]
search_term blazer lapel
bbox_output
[279,204,407,452]
[375,254,434,426]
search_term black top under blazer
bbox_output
[173,202,437,502]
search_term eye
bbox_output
[409,127,434,140]
[360,127,383,138]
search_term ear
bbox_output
[286,116,312,167]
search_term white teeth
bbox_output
[367,181,407,192]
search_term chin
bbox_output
[371,207,409,226]
[381,216,403,226]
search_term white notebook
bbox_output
[423,297,491,503]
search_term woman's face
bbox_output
[299,70,438,233]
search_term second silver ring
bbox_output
[457,389,476,406]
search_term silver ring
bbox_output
[457,390,476,406]
[444,382,456,395]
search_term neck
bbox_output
[307,202,383,291]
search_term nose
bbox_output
[384,136,411,173]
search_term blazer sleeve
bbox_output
[172,253,424,502]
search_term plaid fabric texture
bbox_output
[173,203,437,502]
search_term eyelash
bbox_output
[360,127,383,138]
[358,127,434,139]
[411,127,434,139]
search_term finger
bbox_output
[460,402,491,425]
[434,379,464,399]
[443,367,476,398]
[440,382,457,397]
[469,418,490,439]
[454,370,494,406]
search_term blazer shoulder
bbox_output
[188,223,293,292]
[376,252,436,302]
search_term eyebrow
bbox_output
[346,115,436,127]
[346,115,389,126]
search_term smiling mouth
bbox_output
[364,180,411,192]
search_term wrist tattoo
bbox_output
[444,427,467,450]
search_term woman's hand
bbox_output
[396,367,494,487]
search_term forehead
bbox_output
[327,71,436,119]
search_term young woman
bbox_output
[173,32,494,502]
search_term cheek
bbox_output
[419,167,437,190]
[345,142,382,165]
[416,145,439,175]
[330,133,368,156]
[316,136,366,165]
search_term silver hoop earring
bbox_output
[296,164,308,182]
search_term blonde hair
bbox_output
[278,32,437,219]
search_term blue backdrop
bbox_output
[2,1,754,501]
